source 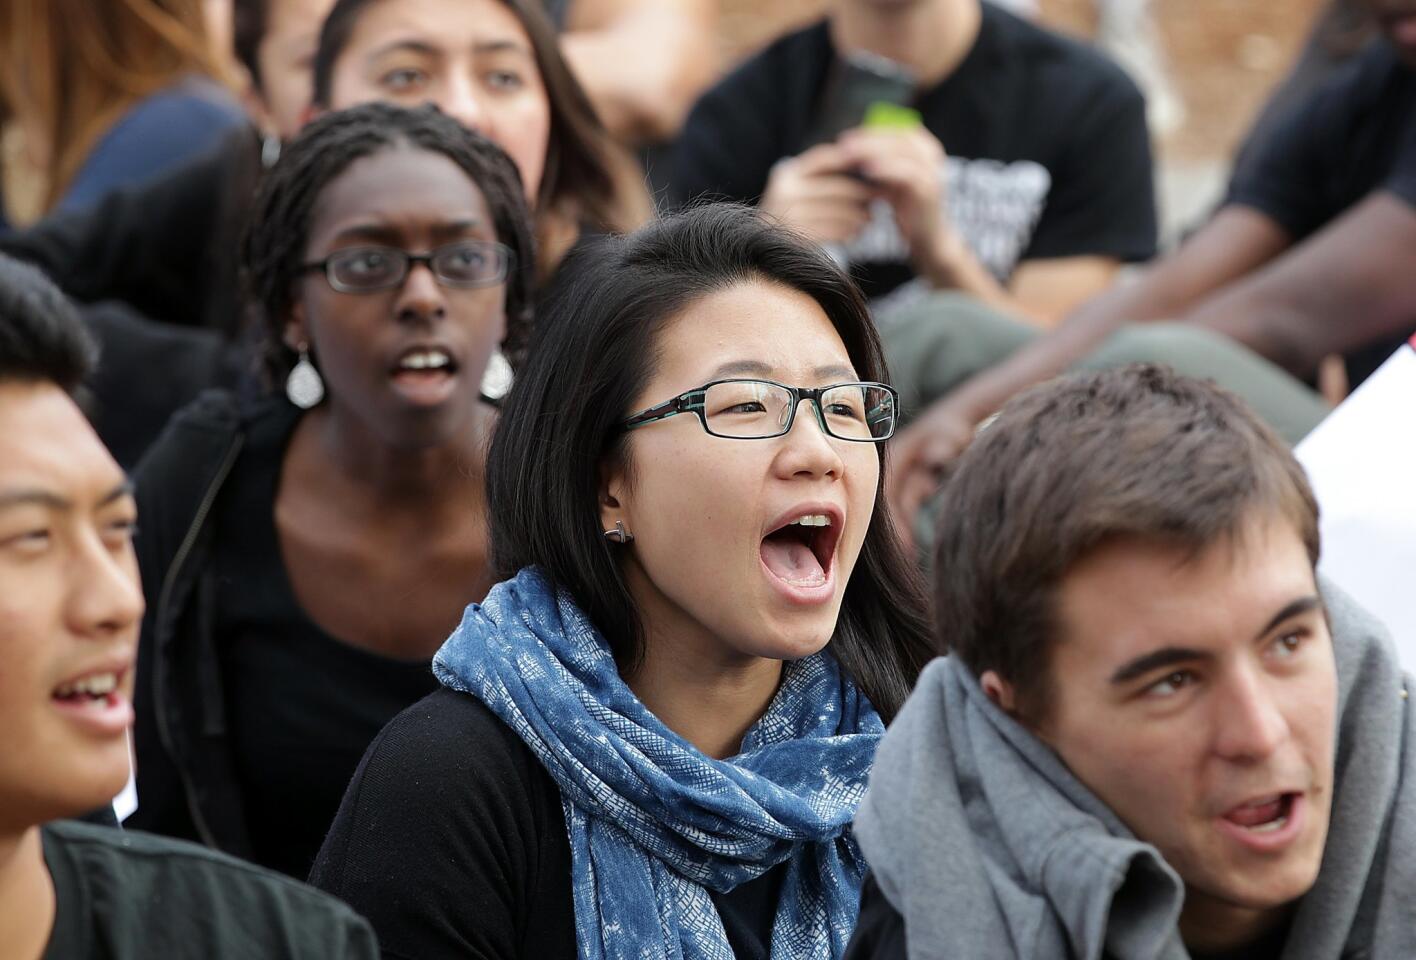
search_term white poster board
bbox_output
[1296,338,1416,670]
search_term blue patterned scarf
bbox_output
[433,566,882,959]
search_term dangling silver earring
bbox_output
[603,520,634,544]
[480,348,513,402]
[286,346,325,409]
[261,134,281,169]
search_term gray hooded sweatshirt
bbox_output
[854,582,1416,959]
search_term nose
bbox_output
[437,71,486,133]
[774,398,846,480]
[1210,662,1290,763]
[68,529,144,641]
[393,259,447,327]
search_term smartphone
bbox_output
[801,50,918,150]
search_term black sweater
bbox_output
[311,686,786,959]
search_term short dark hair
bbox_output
[486,203,935,722]
[0,254,97,396]
[231,0,265,87]
[933,363,1321,720]
[310,0,648,240]
[241,101,536,382]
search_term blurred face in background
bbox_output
[1360,0,1416,65]
[244,0,336,140]
[326,0,550,203]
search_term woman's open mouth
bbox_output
[759,510,842,603]
[389,345,460,406]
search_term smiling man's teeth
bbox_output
[788,515,831,527]
[1247,816,1289,833]
[55,672,119,698]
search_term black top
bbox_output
[40,819,378,959]
[670,4,1156,302]
[213,401,439,878]
[1226,40,1416,384]
[844,872,1290,960]
[311,686,787,959]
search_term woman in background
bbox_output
[129,102,536,879]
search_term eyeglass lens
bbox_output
[326,243,506,291]
[701,381,895,440]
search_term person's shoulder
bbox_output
[979,3,1142,105]
[361,686,545,789]
[42,820,377,957]
[104,78,247,142]
[704,19,830,95]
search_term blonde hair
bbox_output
[0,0,229,214]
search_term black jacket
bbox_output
[0,126,260,336]
[130,390,252,855]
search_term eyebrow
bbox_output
[1107,593,1325,685]
[330,219,484,245]
[366,38,531,60]
[0,479,134,513]
[366,39,442,60]
[707,361,860,381]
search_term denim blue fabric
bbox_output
[433,566,882,959]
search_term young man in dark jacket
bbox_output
[0,254,378,958]
[847,364,1416,959]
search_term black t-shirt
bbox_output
[670,4,1157,304]
[311,686,787,960]
[1227,40,1416,384]
[40,819,377,958]
[214,402,439,879]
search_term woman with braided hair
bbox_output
[127,101,535,880]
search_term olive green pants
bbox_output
[880,291,1330,445]
[879,292,1331,556]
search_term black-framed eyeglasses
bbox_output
[620,378,898,442]
[301,240,513,293]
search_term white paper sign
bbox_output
[1296,339,1416,670]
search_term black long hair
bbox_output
[486,203,935,721]
[241,101,536,383]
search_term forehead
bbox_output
[1052,517,1318,673]
[306,147,491,240]
[0,382,124,499]
[344,0,531,59]
[265,0,333,45]
[650,280,858,392]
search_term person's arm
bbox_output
[0,136,237,328]
[1186,192,1416,376]
[885,205,1291,540]
[559,0,719,144]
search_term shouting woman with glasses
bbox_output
[311,204,936,957]
[126,102,535,879]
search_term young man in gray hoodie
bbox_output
[847,363,1415,960]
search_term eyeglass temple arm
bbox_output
[621,394,692,431]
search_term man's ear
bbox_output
[980,670,1018,714]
